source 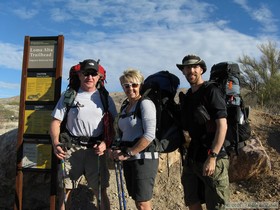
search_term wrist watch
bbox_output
[208,149,218,158]
[126,148,133,157]
[121,147,133,157]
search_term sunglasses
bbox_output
[82,71,98,77]
[122,83,140,89]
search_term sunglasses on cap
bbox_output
[82,71,98,77]
[122,83,140,89]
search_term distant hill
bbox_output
[0,88,187,119]
[0,95,20,104]
[0,88,188,135]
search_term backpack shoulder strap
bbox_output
[134,89,155,119]
[60,88,77,132]
[63,88,77,108]
[98,86,109,112]
[98,85,117,147]
[199,81,221,104]
[119,98,134,118]
[120,98,129,112]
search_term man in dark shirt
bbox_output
[177,54,229,210]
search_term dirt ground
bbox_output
[70,108,280,210]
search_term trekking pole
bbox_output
[97,141,102,210]
[118,161,127,210]
[114,161,123,210]
[57,144,67,207]
[112,116,126,209]
[112,143,126,210]
[61,159,67,206]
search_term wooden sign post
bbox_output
[14,35,64,210]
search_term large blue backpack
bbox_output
[210,61,251,154]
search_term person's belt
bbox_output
[70,134,102,146]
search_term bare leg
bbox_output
[135,200,152,210]
[58,189,72,210]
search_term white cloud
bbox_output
[62,22,263,92]
[13,8,38,19]
[0,81,20,89]
[52,0,214,30]
[50,8,72,22]
[0,0,279,98]
[252,6,278,33]
[0,43,23,70]
[234,0,278,34]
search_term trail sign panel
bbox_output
[15,35,64,210]
[23,105,54,135]
[28,40,57,69]
[22,142,52,169]
[26,72,55,101]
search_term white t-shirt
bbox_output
[52,88,117,137]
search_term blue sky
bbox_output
[0,0,279,98]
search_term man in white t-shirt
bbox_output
[50,59,117,210]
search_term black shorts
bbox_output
[123,159,159,202]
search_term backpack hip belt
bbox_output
[69,133,102,146]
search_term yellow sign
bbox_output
[26,76,55,101]
[24,105,53,135]
[22,143,52,169]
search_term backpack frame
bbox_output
[209,61,251,154]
